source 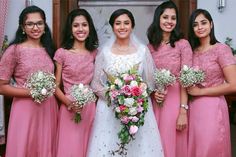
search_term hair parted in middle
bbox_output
[61,8,98,51]
[147,0,183,50]
[109,8,135,29]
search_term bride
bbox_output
[87,9,164,157]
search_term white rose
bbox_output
[128,107,138,116]
[130,81,138,87]
[115,107,121,113]
[142,91,148,97]
[110,85,115,90]
[114,78,123,87]
[41,88,47,95]
[124,98,134,107]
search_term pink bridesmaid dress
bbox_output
[148,39,192,157]
[54,48,96,157]
[0,45,58,157]
[188,43,235,157]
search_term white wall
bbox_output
[198,0,236,48]
[4,0,52,42]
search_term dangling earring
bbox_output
[22,31,25,35]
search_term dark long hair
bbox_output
[109,9,135,29]
[9,5,55,59]
[188,9,218,50]
[61,8,98,51]
[147,1,183,50]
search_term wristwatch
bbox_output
[180,104,189,110]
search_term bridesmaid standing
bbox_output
[147,1,192,157]
[54,9,98,157]
[0,6,58,157]
[187,9,236,157]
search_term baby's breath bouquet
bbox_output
[70,83,97,123]
[154,68,176,106]
[25,70,56,103]
[179,65,205,88]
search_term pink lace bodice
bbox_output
[193,43,236,87]
[0,45,54,87]
[54,48,96,95]
[148,39,193,76]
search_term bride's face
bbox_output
[113,14,132,40]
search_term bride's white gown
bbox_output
[87,44,164,157]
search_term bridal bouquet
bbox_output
[25,70,56,103]
[179,65,205,88]
[105,65,149,156]
[70,83,97,123]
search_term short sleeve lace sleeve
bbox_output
[217,44,236,68]
[0,45,17,80]
[53,48,65,65]
[179,39,193,67]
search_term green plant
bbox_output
[225,37,236,55]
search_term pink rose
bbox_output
[137,98,144,104]
[121,116,130,124]
[121,85,131,96]
[129,125,138,135]
[131,86,142,96]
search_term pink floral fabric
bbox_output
[193,43,236,87]
[54,48,96,96]
[148,39,192,76]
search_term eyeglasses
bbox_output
[24,21,45,29]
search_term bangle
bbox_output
[180,104,189,110]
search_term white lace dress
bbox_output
[87,45,164,157]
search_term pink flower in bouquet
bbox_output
[119,105,127,111]
[131,86,142,96]
[129,125,138,135]
[111,90,119,98]
[137,98,144,104]
[121,116,130,124]
[121,85,131,96]
[130,116,139,122]
[123,74,134,83]
[137,105,144,113]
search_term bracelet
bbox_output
[180,104,189,110]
